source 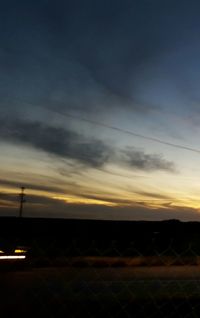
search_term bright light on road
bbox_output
[14,249,27,254]
[0,255,26,260]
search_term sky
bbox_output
[2,0,200,220]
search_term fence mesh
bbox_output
[2,233,200,317]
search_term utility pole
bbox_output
[19,187,26,218]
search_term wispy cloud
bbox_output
[0,196,199,221]
[134,191,172,200]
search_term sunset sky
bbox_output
[1,0,200,220]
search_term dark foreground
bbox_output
[1,217,200,317]
[2,266,200,317]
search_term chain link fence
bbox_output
[1,219,200,317]
[28,237,200,268]
[1,236,200,317]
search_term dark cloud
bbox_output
[134,191,171,200]
[0,115,177,172]
[0,192,20,205]
[0,118,111,168]
[0,179,67,195]
[122,148,176,172]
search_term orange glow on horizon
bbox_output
[1,178,200,216]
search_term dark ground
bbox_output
[1,217,200,317]
[2,266,200,317]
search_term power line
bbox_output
[49,108,200,155]
[4,96,200,155]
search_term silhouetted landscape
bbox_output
[1,217,200,267]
